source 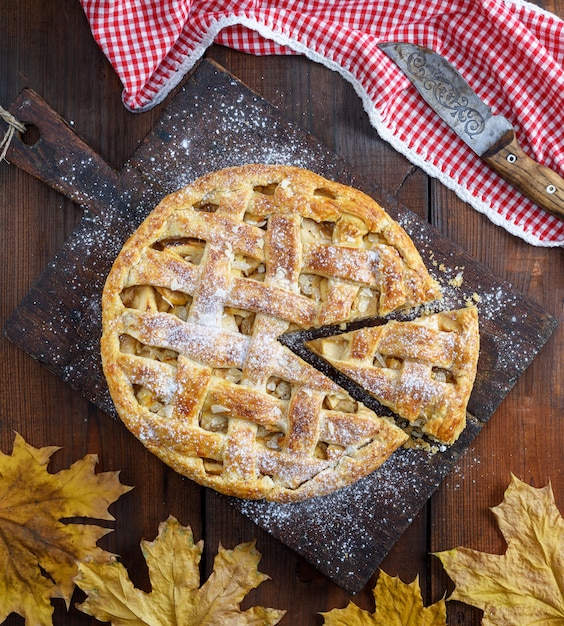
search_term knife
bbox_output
[377,42,564,220]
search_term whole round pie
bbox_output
[100,164,471,502]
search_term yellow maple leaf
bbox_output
[320,570,447,625]
[436,474,564,625]
[75,515,286,625]
[0,432,132,626]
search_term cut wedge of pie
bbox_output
[305,307,480,445]
[100,164,470,502]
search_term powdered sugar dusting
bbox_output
[137,76,328,194]
[234,443,447,582]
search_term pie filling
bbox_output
[101,164,478,502]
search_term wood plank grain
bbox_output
[1,0,562,623]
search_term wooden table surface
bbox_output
[1,1,562,624]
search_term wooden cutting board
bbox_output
[4,59,556,593]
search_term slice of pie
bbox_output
[305,307,480,445]
[101,164,444,502]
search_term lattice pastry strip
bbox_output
[306,307,480,444]
[101,164,444,501]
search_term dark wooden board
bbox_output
[3,59,556,593]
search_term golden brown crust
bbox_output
[101,164,444,502]
[307,307,480,445]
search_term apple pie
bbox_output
[101,164,457,502]
[305,307,480,445]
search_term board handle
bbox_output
[5,89,120,218]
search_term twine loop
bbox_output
[1,105,26,162]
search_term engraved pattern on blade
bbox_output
[378,42,514,155]
[405,50,486,139]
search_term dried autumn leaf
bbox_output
[320,570,447,625]
[436,474,564,625]
[75,515,286,625]
[0,432,132,626]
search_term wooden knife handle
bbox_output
[482,132,564,220]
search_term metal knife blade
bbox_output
[378,42,564,220]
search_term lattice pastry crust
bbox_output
[306,307,479,444]
[101,164,444,502]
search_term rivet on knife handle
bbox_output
[481,130,564,219]
[378,42,564,220]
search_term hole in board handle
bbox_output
[20,123,40,146]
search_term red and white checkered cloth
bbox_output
[80,0,564,246]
